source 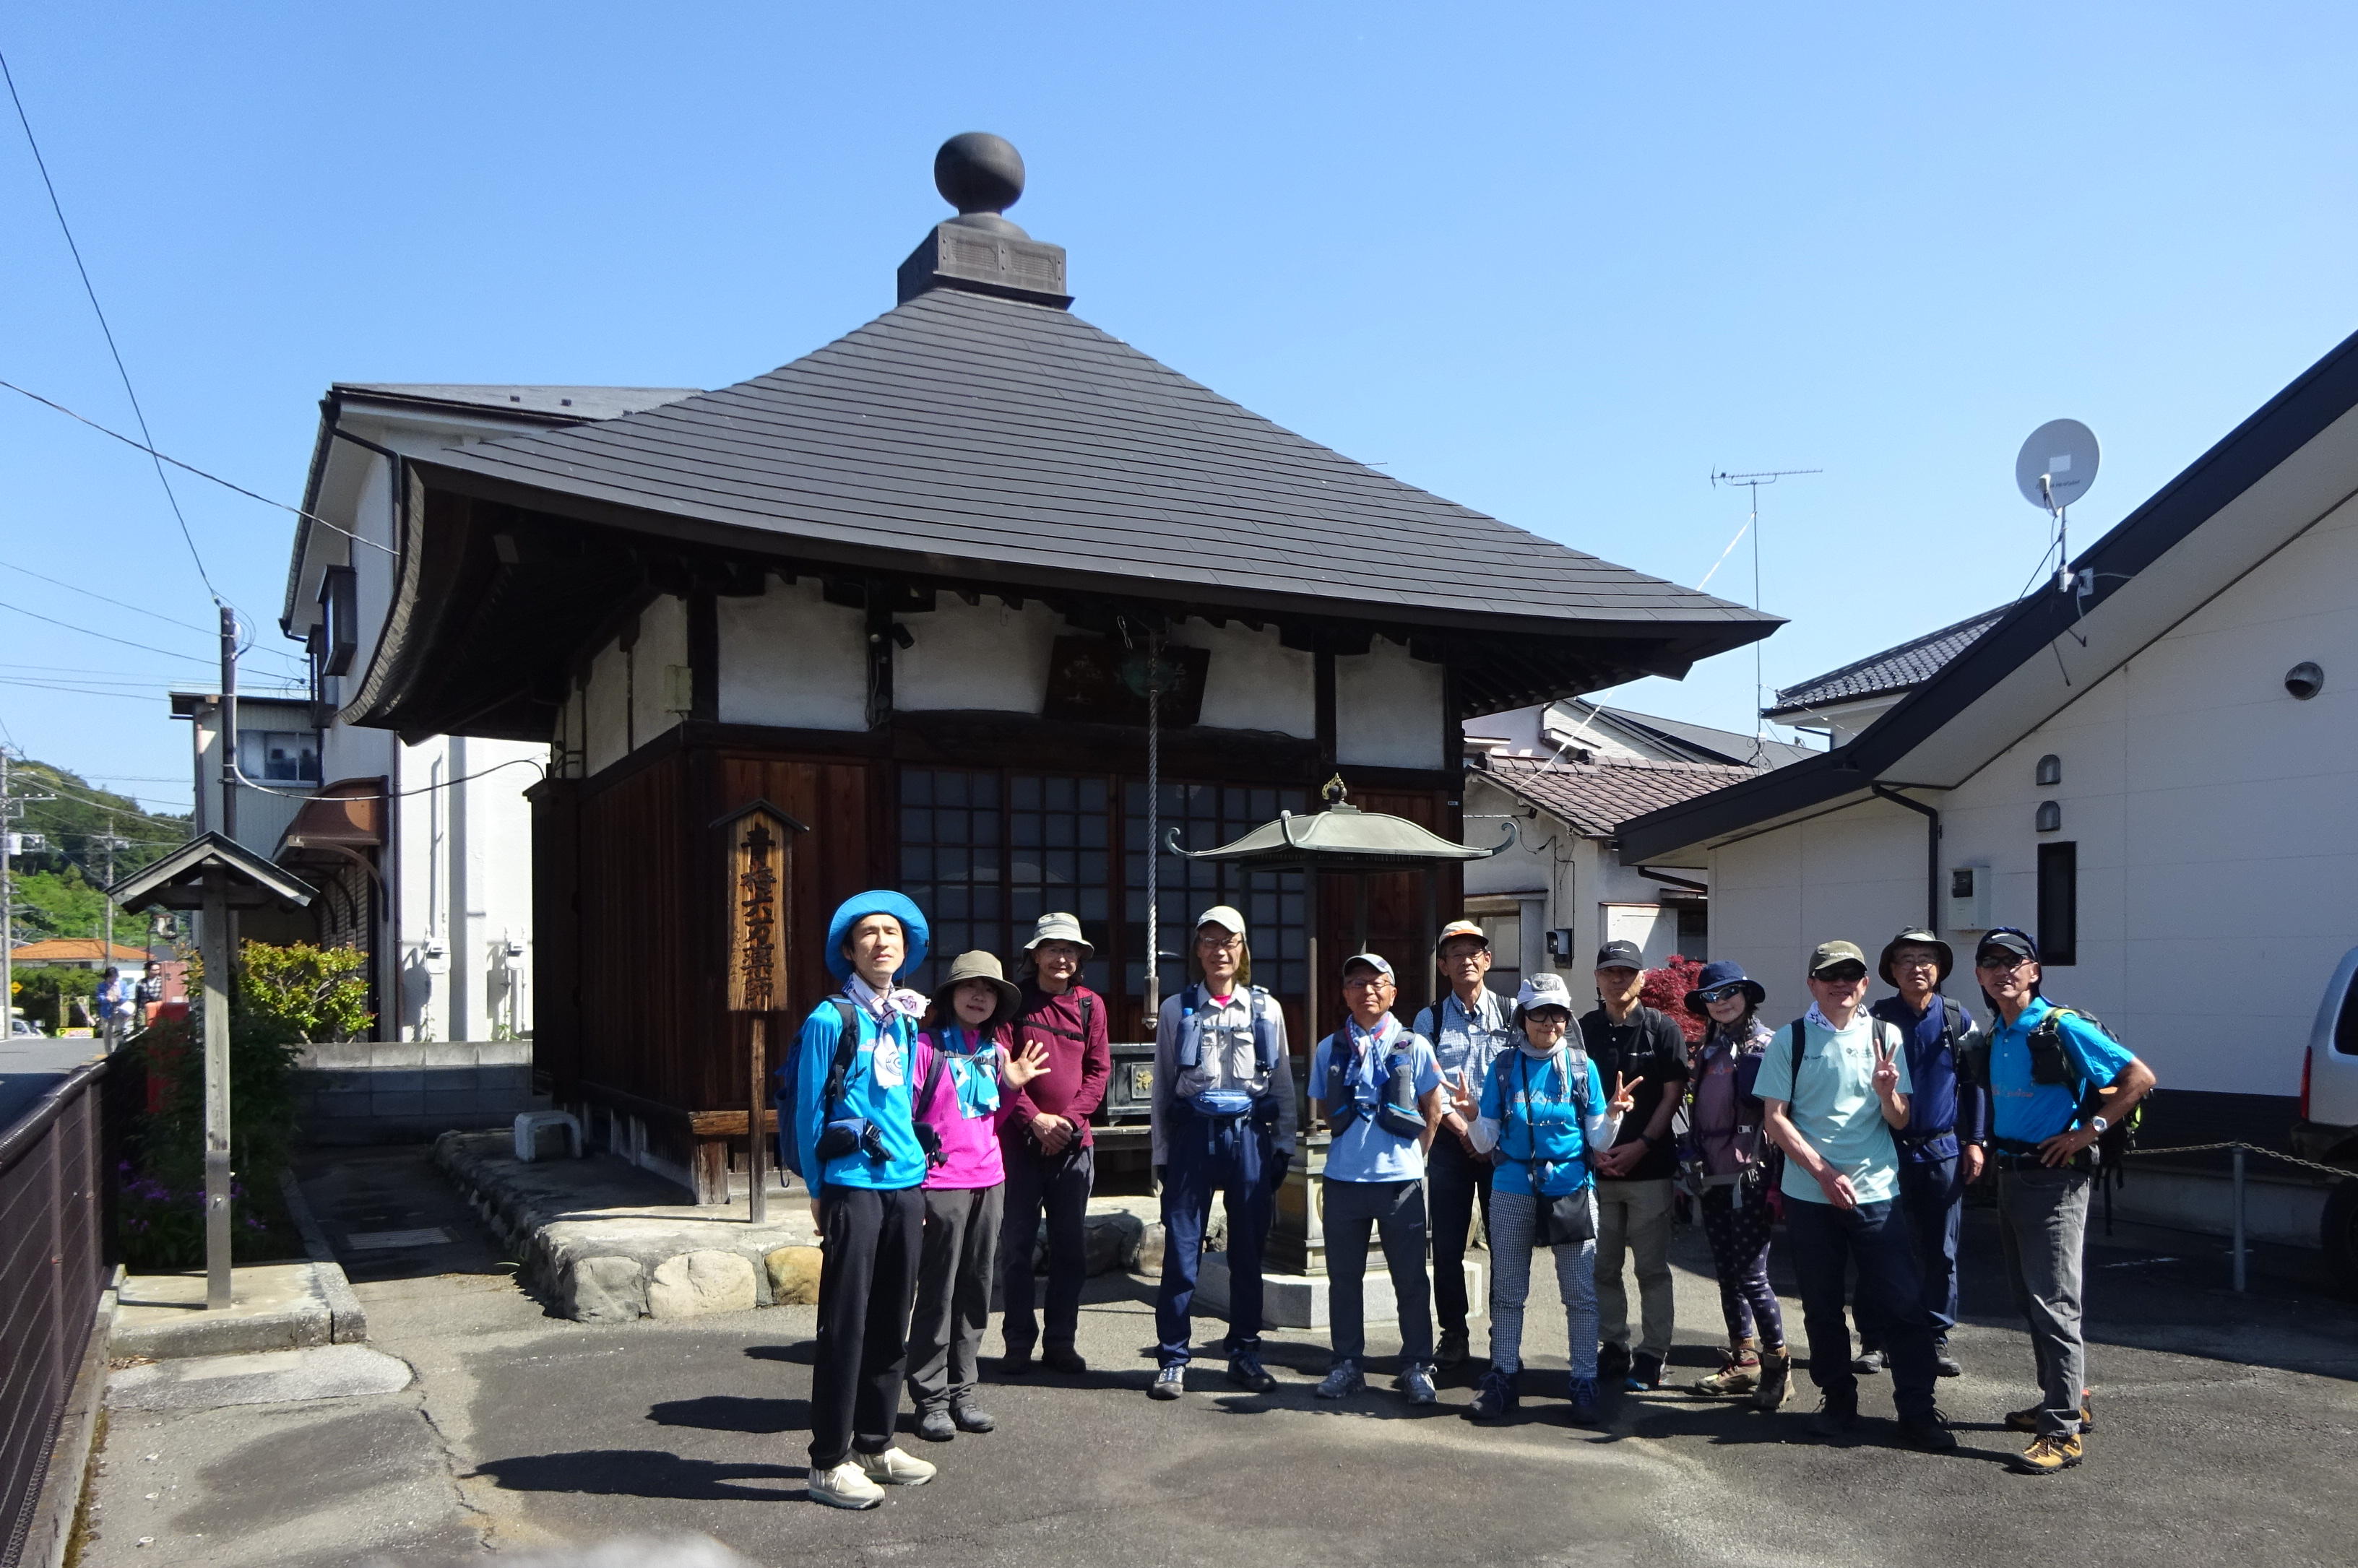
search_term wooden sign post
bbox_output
[717,800,806,1224]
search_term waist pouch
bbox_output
[816,1117,881,1162]
[1993,1138,2092,1172]
[1372,1100,1426,1141]
[1190,1087,1258,1119]
[1537,1187,1595,1247]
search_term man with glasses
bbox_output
[1962,927,2156,1475]
[1861,929,1989,1379]
[1755,940,1954,1450]
[1148,905,1297,1400]
[1310,953,1445,1403]
[1412,919,1515,1372]
[1580,940,1690,1390]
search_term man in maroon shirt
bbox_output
[998,912,1112,1375]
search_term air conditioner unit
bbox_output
[1947,863,1992,932]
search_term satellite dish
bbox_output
[2016,419,2100,514]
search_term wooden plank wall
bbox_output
[576,753,694,1155]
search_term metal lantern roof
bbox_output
[107,831,316,914]
[1167,792,1515,876]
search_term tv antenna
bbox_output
[2015,419,2100,596]
[1710,467,1821,762]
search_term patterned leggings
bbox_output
[1700,1179,1783,1347]
[1486,1187,1599,1379]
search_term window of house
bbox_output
[238,729,320,784]
[2037,841,2077,966]
[1477,912,1521,999]
[1124,781,1307,1009]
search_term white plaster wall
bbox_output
[1336,639,1445,768]
[582,639,632,776]
[1167,621,1316,736]
[1707,492,2358,1094]
[630,594,690,748]
[895,598,1058,713]
[717,577,868,731]
[1709,799,1927,1021]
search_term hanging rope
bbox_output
[1144,625,1162,1021]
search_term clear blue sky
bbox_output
[3,3,2354,811]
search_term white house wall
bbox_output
[630,594,690,748]
[717,577,869,731]
[1706,490,2358,1097]
[1169,623,1316,737]
[896,599,1058,714]
[1336,639,1445,768]
[582,639,633,776]
[1464,774,1701,981]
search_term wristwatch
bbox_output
[2088,1116,2110,1134]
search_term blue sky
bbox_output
[2,3,2354,811]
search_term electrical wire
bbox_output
[0,379,397,557]
[0,597,223,665]
[226,753,546,803]
[0,48,220,603]
[0,561,305,674]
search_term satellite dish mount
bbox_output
[2015,419,2102,596]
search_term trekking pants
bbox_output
[810,1184,924,1470]
[1322,1177,1433,1368]
[1699,1179,1782,1348]
[1594,1177,1677,1359]
[999,1139,1094,1351]
[1997,1164,2092,1437]
[1485,1186,1599,1380]
[1425,1133,1493,1339]
[1154,1104,1284,1366]
[907,1182,1003,1414]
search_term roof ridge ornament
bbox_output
[898,133,1072,309]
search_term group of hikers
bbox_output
[784,888,2156,1510]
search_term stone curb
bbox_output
[278,1167,368,1343]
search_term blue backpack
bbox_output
[1321,1027,1427,1141]
[1175,984,1283,1117]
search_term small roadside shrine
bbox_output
[337,133,1774,1199]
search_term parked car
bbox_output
[7,1009,44,1039]
[2293,945,2358,1291]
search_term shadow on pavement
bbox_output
[469,1450,806,1500]
[740,1342,815,1366]
[649,1395,811,1435]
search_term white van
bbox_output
[2293,945,2358,1290]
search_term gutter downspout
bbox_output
[1869,783,1941,933]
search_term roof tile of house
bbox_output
[1479,753,1763,839]
[9,938,149,963]
[1761,605,2008,719]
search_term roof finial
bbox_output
[934,133,1026,235]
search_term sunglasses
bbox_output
[1976,953,2033,972]
[1811,966,1868,984]
[1696,984,1748,1004]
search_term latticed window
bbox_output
[1124,782,1307,1006]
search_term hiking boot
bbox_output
[915,1408,957,1443]
[1315,1361,1366,1400]
[949,1398,996,1434]
[1932,1343,1964,1379]
[1469,1365,1519,1423]
[1043,1343,1088,1375]
[1808,1395,1860,1439]
[1149,1365,1186,1400]
[1567,1374,1604,1426]
[2011,1432,2086,1475]
[1753,1349,1793,1411]
[1850,1346,1886,1374]
[857,1447,936,1487]
[1400,1364,1438,1405]
[1434,1327,1471,1371]
[1226,1352,1278,1393]
[808,1459,885,1510]
[1001,1343,1036,1376]
[1598,1343,1631,1379]
[1898,1410,1959,1452]
[2005,1393,2094,1433]
[1625,1351,1665,1392]
[1688,1348,1761,1398]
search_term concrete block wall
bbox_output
[295,1039,548,1144]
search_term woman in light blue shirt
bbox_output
[1451,973,1636,1427]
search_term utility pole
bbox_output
[218,605,239,844]
[1711,467,1821,763]
[3,749,12,1039]
[101,810,118,1052]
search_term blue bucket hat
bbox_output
[824,891,930,982]
[1683,959,1766,1017]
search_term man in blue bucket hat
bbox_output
[791,890,938,1509]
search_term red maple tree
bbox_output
[1640,953,1709,1044]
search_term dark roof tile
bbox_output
[1763,605,2008,718]
[1478,753,1764,839]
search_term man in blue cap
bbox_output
[791,891,938,1509]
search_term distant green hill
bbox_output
[8,760,189,943]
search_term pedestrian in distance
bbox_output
[1861,929,1989,1380]
[1148,904,1297,1400]
[1308,952,1446,1404]
[1677,960,1791,1409]
[998,912,1112,1377]
[1452,972,1636,1426]
[906,951,1051,1443]
[1412,919,1515,1374]
[1959,927,2156,1476]
[1755,940,1956,1451]
[789,891,943,1509]
[1579,940,1690,1390]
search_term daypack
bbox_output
[1500,1046,1594,1195]
[1958,1004,2143,1170]
[1020,990,1097,1047]
[774,997,938,1175]
[1175,984,1284,1118]
[1320,1026,1426,1141]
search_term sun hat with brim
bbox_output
[1342,952,1394,979]
[1023,911,1094,960]
[1434,919,1490,953]
[1683,959,1766,1017]
[938,950,1021,1029]
[1878,929,1955,986]
[824,891,930,982]
[1513,972,1576,1026]
[1807,940,1870,978]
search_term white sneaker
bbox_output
[858,1446,937,1487]
[810,1460,885,1509]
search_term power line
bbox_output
[0,597,222,665]
[0,48,220,603]
[0,558,305,669]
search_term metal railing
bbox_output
[2117,1141,2353,1292]
[0,1053,134,1568]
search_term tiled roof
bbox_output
[9,939,149,963]
[336,384,701,423]
[1762,605,2008,719]
[1477,753,1763,839]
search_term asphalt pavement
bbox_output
[0,1031,100,1128]
[76,1147,2358,1568]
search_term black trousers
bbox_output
[810,1184,924,1470]
[1425,1133,1493,1338]
[1000,1140,1094,1348]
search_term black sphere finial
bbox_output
[934,132,1025,217]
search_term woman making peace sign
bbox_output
[1451,973,1636,1426]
